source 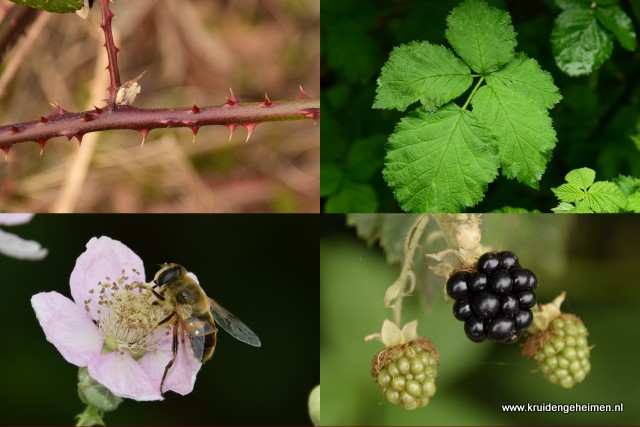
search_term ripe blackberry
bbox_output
[447,250,538,344]
[372,338,439,410]
[522,314,591,388]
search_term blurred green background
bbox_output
[0,214,318,425]
[321,214,640,425]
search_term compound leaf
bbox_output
[446,0,517,74]
[384,103,499,212]
[373,41,472,112]
[551,7,613,76]
[486,53,562,109]
[552,167,627,213]
[471,84,557,188]
[594,5,637,51]
[9,0,82,12]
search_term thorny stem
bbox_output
[100,0,121,105]
[0,98,319,152]
[390,214,429,326]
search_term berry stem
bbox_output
[389,215,430,325]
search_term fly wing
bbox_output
[208,297,261,347]
[175,304,207,361]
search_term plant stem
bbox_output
[99,0,121,105]
[75,405,105,426]
[391,214,429,326]
[0,97,319,152]
[462,76,485,111]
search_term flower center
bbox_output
[84,268,170,359]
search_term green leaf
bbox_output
[346,214,423,264]
[551,7,613,76]
[320,161,344,197]
[554,0,591,9]
[9,0,82,12]
[613,175,640,196]
[384,103,499,212]
[471,84,557,188]
[446,0,517,74]
[344,135,386,181]
[373,41,472,112]
[486,53,562,109]
[552,167,627,212]
[565,167,596,188]
[586,181,627,212]
[626,191,640,213]
[324,180,378,213]
[551,201,578,213]
[594,5,637,51]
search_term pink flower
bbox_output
[31,236,201,401]
[0,213,48,260]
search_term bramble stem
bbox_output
[100,0,121,104]
[0,98,319,150]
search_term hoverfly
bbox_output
[150,263,261,395]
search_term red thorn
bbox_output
[38,116,49,124]
[299,85,309,99]
[191,127,199,144]
[93,105,103,114]
[1,146,9,160]
[61,130,78,141]
[138,129,149,147]
[300,108,320,125]
[75,133,84,146]
[225,88,239,107]
[49,102,67,116]
[189,104,201,114]
[9,126,19,134]
[244,123,258,143]
[36,139,46,155]
[260,93,273,108]
[225,124,237,141]
[83,113,95,122]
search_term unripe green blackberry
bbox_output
[372,337,438,410]
[522,313,591,388]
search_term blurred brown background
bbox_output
[0,0,319,212]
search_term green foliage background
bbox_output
[321,0,640,212]
[0,215,318,425]
[321,214,640,425]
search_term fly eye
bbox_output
[156,266,179,286]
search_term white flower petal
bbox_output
[88,352,163,401]
[70,236,145,317]
[31,292,103,366]
[0,229,48,260]
[0,213,33,225]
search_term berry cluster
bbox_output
[446,251,538,343]
[522,314,591,388]
[372,338,438,410]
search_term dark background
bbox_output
[321,0,640,212]
[0,214,318,425]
